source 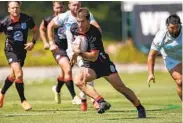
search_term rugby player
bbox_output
[0,1,39,110]
[70,8,146,118]
[147,14,182,100]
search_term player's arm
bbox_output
[47,18,59,52]
[47,19,58,44]
[25,22,39,51]
[25,26,39,51]
[147,49,158,77]
[31,26,39,44]
[80,50,99,62]
[147,49,159,87]
[39,20,49,50]
[147,30,164,87]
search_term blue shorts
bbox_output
[163,57,182,71]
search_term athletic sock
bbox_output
[136,104,144,110]
[1,76,14,95]
[96,96,105,103]
[15,82,26,102]
[56,77,65,93]
[81,99,87,103]
[65,80,76,99]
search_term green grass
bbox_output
[0,72,181,123]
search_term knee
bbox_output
[175,76,182,87]
[14,70,23,80]
[176,80,182,87]
[64,66,72,75]
[73,76,85,88]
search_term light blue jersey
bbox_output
[53,10,95,31]
[151,25,182,70]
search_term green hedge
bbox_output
[0,35,148,67]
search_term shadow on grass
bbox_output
[106,117,156,120]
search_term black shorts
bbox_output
[83,58,117,79]
[5,51,26,67]
[52,48,68,62]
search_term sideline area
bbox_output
[0,64,166,82]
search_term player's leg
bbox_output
[73,67,110,113]
[77,56,98,110]
[0,68,15,108]
[11,62,31,110]
[58,56,80,104]
[169,63,182,100]
[104,73,146,118]
[87,81,99,109]
[79,81,99,111]
[52,68,64,104]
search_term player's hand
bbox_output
[24,42,34,51]
[72,44,81,55]
[70,53,78,66]
[44,43,50,50]
[49,43,58,53]
[147,74,155,87]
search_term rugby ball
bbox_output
[73,35,88,52]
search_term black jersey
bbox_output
[0,13,35,52]
[43,15,67,50]
[71,24,110,65]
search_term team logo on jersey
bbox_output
[21,22,27,29]
[8,58,13,63]
[56,55,61,60]
[110,65,116,73]
[7,26,13,31]
[57,27,66,39]
[13,31,23,41]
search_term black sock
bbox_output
[15,83,26,102]
[1,77,14,95]
[136,104,144,110]
[65,81,76,99]
[56,80,65,93]
[81,99,87,103]
[96,96,105,103]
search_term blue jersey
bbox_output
[151,25,182,62]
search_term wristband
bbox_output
[32,39,36,44]
[49,41,55,45]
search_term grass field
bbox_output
[0,72,182,123]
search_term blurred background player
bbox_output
[39,1,81,105]
[47,1,101,111]
[70,8,146,118]
[0,1,39,110]
[147,14,182,100]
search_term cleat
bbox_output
[97,101,111,114]
[52,86,61,104]
[138,106,146,118]
[21,100,32,111]
[0,93,4,108]
[92,101,99,110]
[72,96,81,105]
[80,101,87,111]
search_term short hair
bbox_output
[69,1,81,5]
[77,7,90,20]
[52,1,64,6]
[166,14,181,25]
[8,1,22,7]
